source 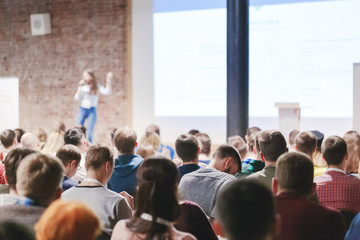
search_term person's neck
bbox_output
[9,187,18,196]
[265,160,276,167]
[81,171,107,186]
[119,152,134,156]
[6,145,16,151]
[182,159,198,165]
[328,164,345,171]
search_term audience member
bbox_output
[188,129,200,135]
[345,213,360,240]
[0,153,64,228]
[247,130,287,190]
[56,145,82,191]
[64,128,87,181]
[245,126,261,143]
[195,132,212,165]
[36,128,47,150]
[228,135,247,160]
[217,179,277,240]
[14,128,25,147]
[139,131,161,152]
[0,221,35,240]
[295,131,326,177]
[343,130,360,178]
[314,136,360,213]
[273,152,345,240]
[176,134,200,181]
[0,149,36,206]
[41,130,65,155]
[135,144,156,159]
[111,156,196,240]
[288,129,299,152]
[146,124,175,159]
[35,200,101,240]
[62,144,132,236]
[311,130,327,168]
[0,129,17,161]
[178,144,240,219]
[21,133,40,151]
[107,127,144,196]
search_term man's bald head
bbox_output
[21,133,39,151]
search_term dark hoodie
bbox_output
[107,154,144,196]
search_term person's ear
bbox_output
[295,145,298,151]
[260,153,265,162]
[105,161,112,173]
[54,187,62,201]
[253,146,256,154]
[344,153,348,161]
[135,142,138,148]
[70,160,78,168]
[272,178,278,194]
[285,147,289,152]
[224,157,233,169]
[198,147,201,154]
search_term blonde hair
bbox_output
[84,69,98,94]
[41,130,65,155]
[35,200,100,240]
[16,154,64,206]
[136,144,156,160]
[343,131,360,175]
[139,132,161,152]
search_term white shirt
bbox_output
[74,84,111,108]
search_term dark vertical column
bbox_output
[227,0,249,139]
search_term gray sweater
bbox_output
[178,167,236,219]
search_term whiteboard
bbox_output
[0,77,19,131]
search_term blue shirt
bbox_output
[159,144,175,160]
[345,213,360,240]
[63,176,78,191]
[178,164,200,181]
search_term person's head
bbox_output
[35,200,101,240]
[217,179,276,240]
[114,127,137,155]
[245,126,262,143]
[16,153,64,206]
[56,145,82,179]
[136,144,156,160]
[14,128,26,144]
[273,152,315,197]
[4,148,36,192]
[175,134,199,163]
[343,131,360,174]
[37,128,47,143]
[41,130,65,155]
[21,132,39,150]
[83,69,98,93]
[75,125,87,138]
[146,124,160,136]
[188,129,200,135]
[85,144,114,181]
[64,128,85,152]
[311,130,324,153]
[139,132,161,152]
[195,133,212,156]
[295,131,317,159]
[0,129,17,149]
[322,136,347,167]
[0,221,35,240]
[128,156,179,239]
[228,135,248,160]
[288,130,300,151]
[108,127,117,146]
[212,144,241,175]
[258,130,287,163]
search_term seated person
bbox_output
[288,129,299,152]
[176,134,200,181]
[273,152,345,240]
[195,132,212,165]
[0,129,17,161]
[146,124,175,159]
[56,145,82,191]
[107,127,144,196]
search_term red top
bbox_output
[0,163,6,185]
[314,169,360,213]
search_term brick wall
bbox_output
[0,0,130,143]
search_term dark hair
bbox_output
[246,127,261,139]
[126,156,179,240]
[175,134,199,162]
[14,128,26,144]
[247,133,257,152]
[276,152,314,196]
[188,129,200,135]
[295,131,317,157]
[217,179,275,240]
[4,148,36,189]
[258,130,287,162]
[85,144,113,170]
[146,124,160,136]
[64,128,84,147]
[0,221,35,240]
[75,125,87,137]
[56,144,82,167]
[214,144,241,172]
[228,136,247,158]
[1,129,16,148]
[322,136,347,166]
[195,133,211,155]
[288,130,300,145]
[109,128,117,142]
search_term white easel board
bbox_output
[0,77,19,131]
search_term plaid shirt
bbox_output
[314,168,360,213]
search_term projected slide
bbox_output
[154,0,360,118]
